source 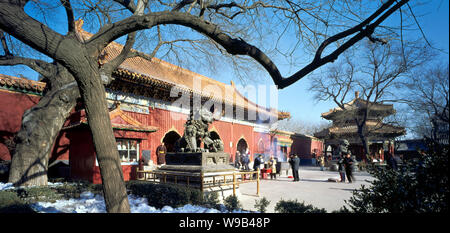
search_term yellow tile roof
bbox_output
[0,74,46,95]
[75,19,289,120]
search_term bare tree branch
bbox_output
[101,31,136,75]
[1,0,412,91]
[0,55,55,78]
[60,0,75,33]
[113,0,137,13]
[85,0,406,90]
[0,29,13,57]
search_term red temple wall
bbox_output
[253,132,271,155]
[0,87,294,183]
[50,131,71,162]
[0,90,41,161]
[67,129,96,182]
[311,139,324,156]
[146,108,188,163]
[0,89,71,162]
[210,120,233,159]
[291,137,324,159]
[144,107,265,163]
[67,127,141,184]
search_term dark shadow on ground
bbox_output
[328,187,359,192]
[298,179,328,183]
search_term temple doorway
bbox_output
[237,138,248,154]
[162,131,181,152]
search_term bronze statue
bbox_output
[175,108,224,152]
[335,139,350,158]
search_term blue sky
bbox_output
[1,0,448,127]
[260,0,450,125]
[278,0,449,125]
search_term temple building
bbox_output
[314,91,405,161]
[0,20,307,184]
[290,133,324,165]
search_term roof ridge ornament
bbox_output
[75,19,84,32]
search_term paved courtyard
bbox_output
[237,166,374,213]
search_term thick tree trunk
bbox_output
[8,65,79,186]
[357,124,371,162]
[9,60,131,212]
[75,66,130,213]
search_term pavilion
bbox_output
[315,91,405,161]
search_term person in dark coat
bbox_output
[253,155,262,171]
[289,154,300,182]
[344,152,355,183]
[337,155,346,182]
[385,151,398,170]
[242,154,250,171]
[253,155,263,179]
[234,151,241,169]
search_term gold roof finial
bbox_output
[75,19,84,32]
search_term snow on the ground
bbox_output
[0,182,64,191]
[0,182,13,190]
[1,182,249,213]
[30,191,228,213]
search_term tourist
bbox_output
[242,153,250,171]
[318,154,325,171]
[337,155,346,183]
[235,151,241,169]
[268,155,277,179]
[253,154,262,171]
[312,151,317,166]
[156,142,167,167]
[289,154,300,182]
[253,154,263,179]
[344,152,355,183]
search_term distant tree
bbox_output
[403,64,449,141]
[274,118,330,136]
[309,41,431,160]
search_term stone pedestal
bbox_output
[155,152,239,198]
[158,152,236,173]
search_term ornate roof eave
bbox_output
[113,68,286,120]
[62,106,159,133]
[0,74,46,96]
[321,97,396,120]
[322,107,396,121]
[270,129,295,137]
[278,111,291,120]
[62,121,158,133]
[314,125,406,139]
[74,19,287,121]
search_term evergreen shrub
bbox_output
[0,190,35,213]
[345,141,448,213]
[126,181,203,209]
[224,195,242,211]
[275,199,326,213]
[254,197,271,213]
